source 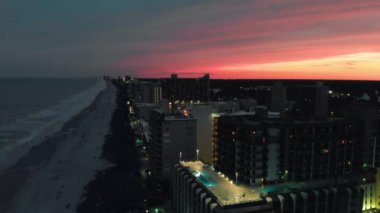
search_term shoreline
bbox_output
[0,81,116,213]
[0,80,106,174]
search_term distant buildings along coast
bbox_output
[123,74,380,212]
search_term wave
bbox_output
[0,79,106,171]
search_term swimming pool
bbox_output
[194,171,217,187]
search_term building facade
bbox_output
[173,161,274,213]
[127,79,162,103]
[148,109,197,179]
[214,115,359,185]
[162,74,210,102]
[173,161,367,213]
[269,185,364,213]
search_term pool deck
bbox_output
[180,161,363,209]
[180,161,262,207]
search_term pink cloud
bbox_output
[118,0,380,80]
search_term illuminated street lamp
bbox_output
[179,152,182,162]
[196,149,199,161]
[235,172,239,185]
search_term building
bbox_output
[162,74,210,102]
[174,161,367,213]
[175,101,254,164]
[128,79,162,103]
[171,79,380,213]
[214,115,358,185]
[286,82,329,118]
[135,103,159,120]
[173,161,274,213]
[211,111,256,166]
[348,102,380,172]
[315,81,329,117]
[270,82,286,114]
[214,115,279,185]
[148,108,197,179]
[268,183,364,213]
[254,86,272,108]
[207,112,380,212]
[362,181,377,212]
[187,105,214,164]
[210,101,241,113]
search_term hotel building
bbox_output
[162,74,210,102]
[173,161,367,213]
[213,115,357,185]
[148,108,197,179]
[127,79,162,104]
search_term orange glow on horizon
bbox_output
[216,52,380,80]
[117,1,380,80]
[125,52,380,80]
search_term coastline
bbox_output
[0,81,116,213]
[0,79,106,174]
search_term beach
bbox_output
[0,81,116,213]
[0,79,106,173]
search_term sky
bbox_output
[0,0,380,80]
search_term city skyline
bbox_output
[1,1,380,79]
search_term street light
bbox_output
[179,152,182,162]
[235,172,239,185]
[196,149,199,161]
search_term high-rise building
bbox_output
[286,82,329,118]
[173,161,274,213]
[315,81,329,117]
[211,111,256,165]
[270,82,286,113]
[257,81,329,117]
[187,105,214,163]
[348,102,380,171]
[214,115,358,185]
[268,184,364,213]
[173,161,366,213]
[254,86,272,108]
[127,79,162,103]
[148,109,197,179]
[162,74,210,102]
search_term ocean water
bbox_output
[0,78,105,149]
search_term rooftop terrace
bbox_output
[180,161,364,208]
[180,161,262,207]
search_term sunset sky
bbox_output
[1,0,380,79]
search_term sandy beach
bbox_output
[0,82,116,213]
[0,79,106,174]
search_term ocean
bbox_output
[0,78,105,150]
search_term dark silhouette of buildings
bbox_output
[162,74,210,102]
[127,78,162,103]
[270,81,329,118]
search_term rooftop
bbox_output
[211,111,256,118]
[153,109,195,121]
[180,161,364,208]
[135,103,159,107]
[165,115,195,121]
[180,161,262,207]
